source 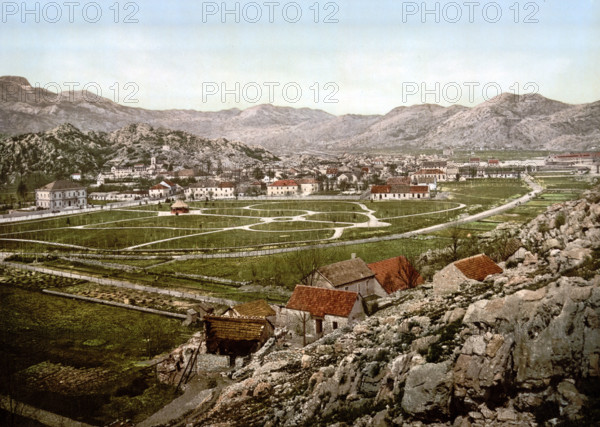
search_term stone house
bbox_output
[432,254,503,295]
[203,315,274,360]
[367,256,424,294]
[283,285,364,343]
[35,180,87,210]
[307,257,386,298]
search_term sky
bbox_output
[2,0,599,115]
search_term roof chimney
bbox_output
[351,253,356,259]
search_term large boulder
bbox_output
[401,361,453,419]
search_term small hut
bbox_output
[170,199,189,215]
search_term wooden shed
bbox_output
[203,315,273,359]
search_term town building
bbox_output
[297,178,320,195]
[149,180,178,198]
[185,180,235,200]
[370,184,430,200]
[267,179,300,196]
[35,180,87,210]
[411,168,447,182]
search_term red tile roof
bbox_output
[488,159,500,164]
[298,178,318,184]
[286,285,359,318]
[219,182,235,188]
[453,254,503,281]
[387,176,411,185]
[150,184,168,190]
[410,185,430,194]
[270,179,299,187]
[371,185,391,194]
[367,256,424,294]
[414,169,445,175]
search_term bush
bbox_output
[555,212,566,228]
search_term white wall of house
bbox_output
[35,188,87,210]
[300,183,319,195]
[267,185,299,196]
[310,274,385,298]
[280,303,364,344]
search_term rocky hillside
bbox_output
[178,188,600,426]
[0,123,276,182]
[2,76,599,152]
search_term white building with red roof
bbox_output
[370,184,430,201]
[283,285,364,343]
[267,179,300,197]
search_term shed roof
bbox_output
[286,285,359,318]
[367,256,424,294]
[316,257,374,287]
[232,299,276,318]
[204,315,269,342]
[453,254,503,281]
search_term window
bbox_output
[332,322,338,330]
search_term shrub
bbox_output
[555,212,566,228]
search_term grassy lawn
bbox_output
[141,228,335,250]
[0,271,195,426]
[250,221,339,231]
[369,200,461,218]
[149,236,448,289]
[438,179,529,213]
[85,215,258,229]
[3,228,203,250]
[249,201,361,212]
[306,212,370,223]
[0,211,156,235]
[200,207,307,217]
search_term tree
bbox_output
[397,255,423,289]
[252,167,263,180]
[16,180,27,201]
[448,226,464,262]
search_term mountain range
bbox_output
[1,76,599,153]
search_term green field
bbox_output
[0,268,194,425]
[0,181,536,252]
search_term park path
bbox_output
[171,175,543,260]
[0,176,542,259]
[1,261,239,306]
